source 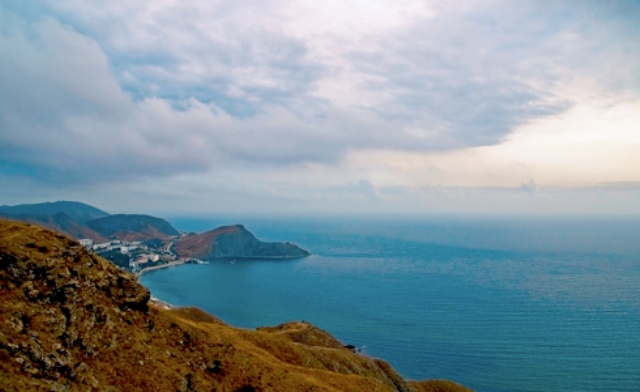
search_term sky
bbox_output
[1,0,639,217]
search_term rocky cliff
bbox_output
[175,224,310,260]
[0,219,471,392]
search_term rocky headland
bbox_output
[175,224,310,260]
[0,219,471,392]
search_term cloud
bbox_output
[520,180,537,196]
[0,15,210,183]
[1,0,639,189]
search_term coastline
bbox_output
[135,254,309,279]
[135,259,186,277]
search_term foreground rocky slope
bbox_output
[0,220,471,392]
[175,224,310,260]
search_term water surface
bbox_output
[142,216,640,392]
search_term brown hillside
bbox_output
[174,225,240,259]
[111,226,173,242]
[0,220,472,392]
[2,213,107,243]
[257,321,345,349]
[175,224,309,260]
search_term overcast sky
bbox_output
[1,0,639,217]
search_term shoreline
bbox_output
[135,254,310,278]
[135,259,187,277]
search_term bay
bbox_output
[140,216,640,392]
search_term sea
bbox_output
[140,215,640,392]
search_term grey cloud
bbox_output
[343,0,638,151]
[345,3,574,149]
[0,15,212,184]
[520,180,537,197]
[354,179,378,200]
[36,0,328,117]
[0,13,341,183]
[1,1,639,186]
[115,30,326,118]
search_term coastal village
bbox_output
[78,235,201,274]
[0,201,309,276]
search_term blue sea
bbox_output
[140,215,640,392]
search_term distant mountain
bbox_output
[0,200,109,223]
[1,202,179,243]
[1,212,107,242]
[175,224,309,260]
[86,214,179,241]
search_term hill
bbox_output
[0,202,178,243]
[86,214,179,241]
[175,224,310,260]
[0,200,109,223]
[0,219,471,391]
[0,212,107,243]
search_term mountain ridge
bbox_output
[0,200,109,223]
[86,214,180,241]
[0,212,108,243]
[0,202,181,243]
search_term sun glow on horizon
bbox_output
[345,96,640,189]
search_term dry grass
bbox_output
[0,219,472,392]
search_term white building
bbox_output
[129,260,139,270]
[78,239,93,248]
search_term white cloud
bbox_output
[1,1,639,214]
[0,15,214,182]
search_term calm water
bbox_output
[141,216,640,392]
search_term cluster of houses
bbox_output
[78,238,178,272]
